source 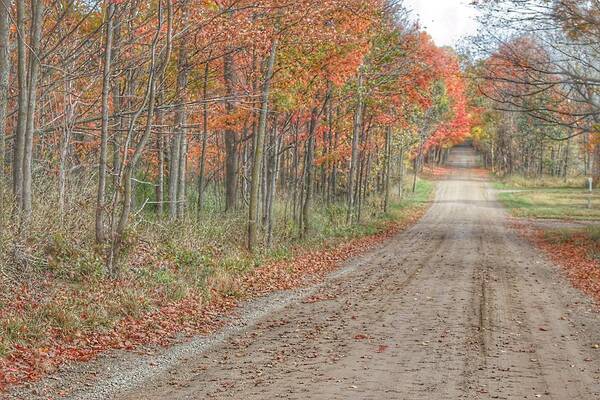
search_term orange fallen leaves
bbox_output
[376,344,388,353]
[0,207,427,392]
[421,165,452,180]
[515,221,600,306]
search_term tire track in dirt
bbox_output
[6,145,600,400]
[113,146,600,400]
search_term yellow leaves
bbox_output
[201,0,220,12]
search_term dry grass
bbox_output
[495,174,589,189]
[498,188,600,220]
[0,178,434,361]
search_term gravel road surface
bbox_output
[6,146,599,400]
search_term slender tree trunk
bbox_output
[0,0,9,177]
[96,2,115,243]
[197,60,210,212]
[266,121,280,247]
[153,0,171,216]
[0,0,8,235]
[21,0,44,217]
[175,9,189,219]
[168,48,186,221]
[356,151,364,223]
[398,143,405,198]
[177,134,187,218]
[383,127,392,213]
[593,144,600,187]
[156,88,165,216]
[563,136,571,181]
[413,133,424,193]
[108,13,162,275]
[168,124,180,219]
[331,112,339,202]
[326,88,334,203]
[13,0,27,208]
[538,139,544,177]
[223,48,239,212]
[59,76,75,217]
[248,39,277,251]
[302,108,317,238]
[291,125,299,223]
[347,70,363,224]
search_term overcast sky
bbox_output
[403,0,479,47]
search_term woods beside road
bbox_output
[6,146,600,400]
[1,0,471,389]
[0,0,600,398]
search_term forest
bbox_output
[0,0,599,397]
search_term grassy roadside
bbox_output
[493,175,600,220]
[0,179,434,390]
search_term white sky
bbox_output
[402,0,479,47]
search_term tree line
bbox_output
[467,0,599,180]
[0,0,471,275]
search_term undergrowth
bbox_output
[0,178,433,361]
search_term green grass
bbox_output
[498,188,600,220]
[0,179,434,360]
[493,174,589,190]
[494,174,600,220]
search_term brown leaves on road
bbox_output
[514,221,600,305]
[0,208,428,392]
[376,345,389,353]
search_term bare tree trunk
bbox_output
[398,143,405,198]
[177,134,187,219]
[168,124,180,219]
[291,125,299,223]
[347,70,363,224]
[266,125,281,247]
[20,0,44,217]
[59,75,75,217]
[197,59,210,212]
[13,0,27,208]
[383,127,392,213]
[326,88,334,204]
[175,6,188,220]
[563,136,571,182]
[301,108,317,239]
[96,2,116,243]
[331,109,339,202]
[412,133,424,193]
[0,0,8,236]
[248,39,277,251]
[224,49,239,212]
[356,150,364,223]
[156,87,165,216]
[593,144,600,187]
[0,0,9,177]
[108,11,162,275]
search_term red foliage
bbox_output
[425,49,473,151]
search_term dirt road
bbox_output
[111,146,599,399]
[8,146,599,400]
